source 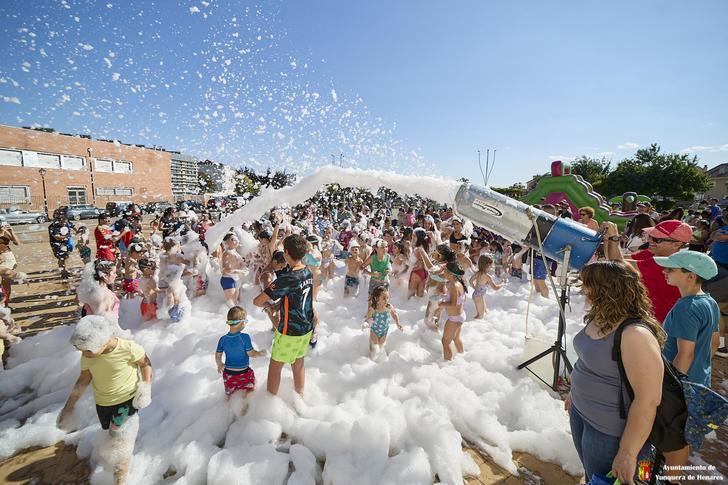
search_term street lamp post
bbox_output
[38,168,49,217]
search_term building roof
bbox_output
[706,163,728,178]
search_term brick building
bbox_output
[0,124,175,214]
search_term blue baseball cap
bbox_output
[654,250,718,280]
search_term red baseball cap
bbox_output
[643,220,692,243]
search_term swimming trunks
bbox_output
[345,275,360,288]
[220,276,237,290]
[168,304,184,322]
[96,398,137,430]
[222,367,255,395]
[140,299,158,321]
[270,330,312,364]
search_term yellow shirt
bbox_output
[81,338,145,406]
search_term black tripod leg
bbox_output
[517,345,557,369]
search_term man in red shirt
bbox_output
[603,219,692,323]
[94,213,119,262]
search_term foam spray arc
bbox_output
[207,166,602,270]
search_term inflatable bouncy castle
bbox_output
[521,161,643,229]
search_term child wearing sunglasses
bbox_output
[215,306,266,398]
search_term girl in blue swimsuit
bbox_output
[366,286,402,359]
[469,255,503,319]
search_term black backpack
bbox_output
[612,318,688,453]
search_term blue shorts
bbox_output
[532,258,547,281]
[169,304,184,322]
[368,279,389,295]
[345,275,360,288]
[220,276,237,290]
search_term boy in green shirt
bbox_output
[58,316,153,485]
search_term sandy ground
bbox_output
[0,220,725,484]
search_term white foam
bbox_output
[0,168,591,484]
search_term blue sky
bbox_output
[1,0,726,187]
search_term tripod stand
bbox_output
[517,245,573,392]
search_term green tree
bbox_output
[197,171,217,194]
[602,144,711,204]
[570,156,611,192]
[492,183,526,198]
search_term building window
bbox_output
[0,149,22,166]
[0,185,30,204]
[62,155,85,170]
[96,187,134,197]
[96,187,115,196]
[24,152,61,168]
[67,187,87,206]
[95,158,114,172]
[115,187,133,196]
[114,160,132,173]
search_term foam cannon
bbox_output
[453,183,602,270]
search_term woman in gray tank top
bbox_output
[566,261,666,483]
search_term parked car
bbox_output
[176,200,204,212]
[66,205,102,220]
[104,201,134,217]
[0,207,48,224]
[145,201,175,214]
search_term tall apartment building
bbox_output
[0,124,174,213]
[169,151,199,200]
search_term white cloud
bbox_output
[548,155,576,162]
[617,142,639,150]
[596,151,613,157]
[681,144,728,153]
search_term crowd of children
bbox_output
[1,188,722,484]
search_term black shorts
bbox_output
[96,398,137,430]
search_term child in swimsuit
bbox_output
[304,235,323,301]
[469,255,503,319]
[215,306,266,402]
[139,258,158,322]
[365,286,402,359]
[344,242,363,298]
[416,244,455,330]
[439,261,468,361]
[123,243,144,298]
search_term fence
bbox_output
[0,194,195,215]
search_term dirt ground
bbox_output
[0,220,725,484]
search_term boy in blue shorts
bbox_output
[215,306,266,398]
[254,234,315,396]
